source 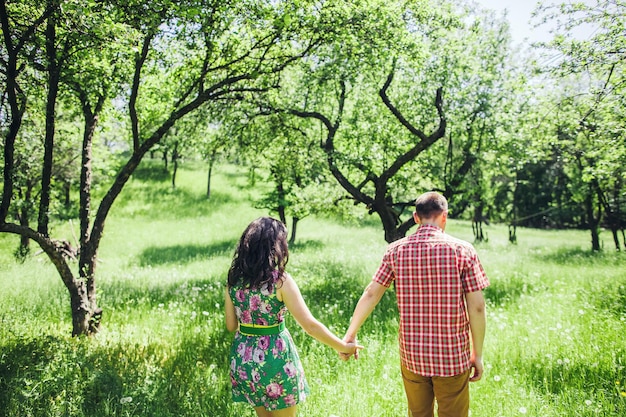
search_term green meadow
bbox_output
[0,162,624,417]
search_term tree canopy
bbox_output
[1,0,624,335]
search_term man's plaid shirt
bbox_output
[373,225,489,377]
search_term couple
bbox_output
[224,192,489,417]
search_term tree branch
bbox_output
[381,85,446,182]
[130,31,155,152]
[379,68,428,141]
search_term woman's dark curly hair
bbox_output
[227,217,289,289]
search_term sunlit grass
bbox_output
[0,162,624,416]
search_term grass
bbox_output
[0,161,625,416]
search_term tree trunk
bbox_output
[38,10,59,236]
[69,275,101,336]
[380,211,404,243]
[206,149,217,199]
[0,1,25,224]
[508,224,517,244]
[472,204,486,242]
[274,177,287,225]
[171,142,179,189]
[289,217,299,245]
[76,92,104,336]
[63,181,71,208]
[17,189,31,258]
[584,183,602,251]
[0,221,97,335]
[611,229,620,251]
[207,159,213,198]
[509,171,518,243]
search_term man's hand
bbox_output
[469,355,483,382]
[339,334,361,361]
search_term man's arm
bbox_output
[465,290,486,381]
[343,281,387,357]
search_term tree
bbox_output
[428,5,515,242]
[1,0,339,336]
[214,1,453,243]
[535,0,626,250]
[244,112,335,243]
[274,0,517,243]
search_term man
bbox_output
[344,192,489,417]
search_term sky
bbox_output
[473,0,596,46]
[472,0,552,44]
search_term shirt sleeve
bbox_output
[372,248,396,288]
[461,245,489,293]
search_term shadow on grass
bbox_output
[538,247,626,266]
[137,240,236,266]
[0,328,235,417]
[0,335,63,417]
[289,239,325,252]
[0,275,236,416]
[115,164,237,221]
[119,185,235,219]
[131,164,171,182]
[80,328,234,417]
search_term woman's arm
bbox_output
[224,287,239,332]
[278,274,361,355]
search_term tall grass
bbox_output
[0,161,624,416]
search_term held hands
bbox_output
[338,334,362,361]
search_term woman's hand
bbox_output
[338,338,363,361]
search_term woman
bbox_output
[225,217,360,417]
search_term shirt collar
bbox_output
[415,224,443,234]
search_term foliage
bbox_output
[531,0,626,249]
[1,0,352,335]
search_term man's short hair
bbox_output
[415,192,448,220]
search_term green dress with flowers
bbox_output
[228,272,310,410]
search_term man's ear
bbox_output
[413,212,420,224]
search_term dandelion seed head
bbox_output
[519,406,527,414]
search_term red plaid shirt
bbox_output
[373,225,489,377]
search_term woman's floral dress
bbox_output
[228,273,309,410]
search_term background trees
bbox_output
[1,0,624,335]
[1,0,348,335]
[533,0,626,250]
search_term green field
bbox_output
[1,163,625,416]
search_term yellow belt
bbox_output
[239,322,285,336]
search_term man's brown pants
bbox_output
[401,364,470,417]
